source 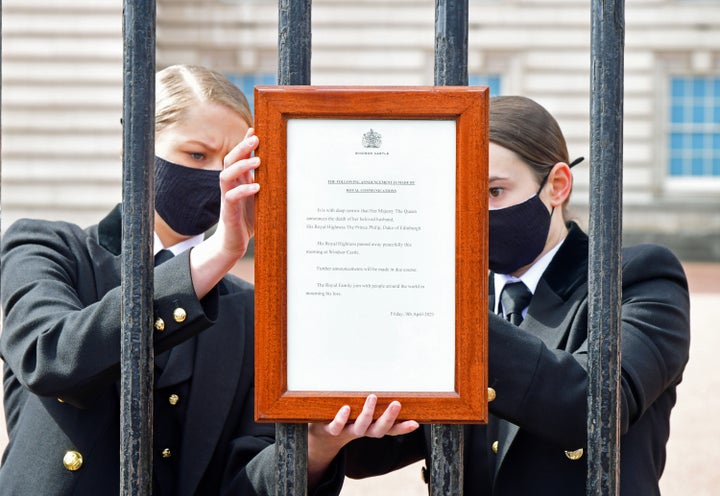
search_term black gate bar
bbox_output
[434,0,468,87]
[432,0,468,494]
[587,0,625,494]
[120,0,157,494]
[430,422,464,495]
[277,0,312,494]
[276,423,309,496]
[279,0,312,86]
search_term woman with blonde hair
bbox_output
[0,64,415,495]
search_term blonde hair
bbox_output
[155,64,252,134]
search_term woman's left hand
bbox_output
[306,394,419,489]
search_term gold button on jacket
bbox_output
[491,441,499,454]
[487,387,496,402]
[173,308,187,323]
[161,448,172,458]
[168,394,180,406]
[154,317,165,332]
[63,450,83,471]
[564,448,584,460]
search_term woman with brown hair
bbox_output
[341,95,691,495]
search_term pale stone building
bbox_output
[2,0,719,259]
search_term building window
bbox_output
[469,74,501,96]
[668,76,720,178]
[226,73,277,115]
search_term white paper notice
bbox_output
[286,119,456,392]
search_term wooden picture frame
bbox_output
[254,86,488,423]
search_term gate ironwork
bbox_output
[0,0,625,494]
[119,0,157,494]
[587,1,624,494]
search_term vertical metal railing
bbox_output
[108,0,624,494]
[279,0,312,86]
[432,0,468,494]
[120,0,157,494]
[435,0,468,87]
[276,1,312,494]
[587,0,624,494]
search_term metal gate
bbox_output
[7,0,624,494]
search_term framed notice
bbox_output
[254,86,488,423]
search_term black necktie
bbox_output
[500,282,532,326]
[154,249,174,266]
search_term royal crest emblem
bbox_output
[362,128,382,148]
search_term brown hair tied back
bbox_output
[489,96,570,185]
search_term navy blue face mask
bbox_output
[154,156,221,236]
[488,157,584,274]
[488,192,552,274]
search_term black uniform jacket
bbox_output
[344,222,691,495]
[0,205,324,495]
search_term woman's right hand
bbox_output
[189,129,260,298]
[215,127,261,260]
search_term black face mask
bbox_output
[154,156,221,236]
[488,192,552,274]
[488,157,584,274]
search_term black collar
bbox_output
[541,221,589,300]
[97,203,123,255]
